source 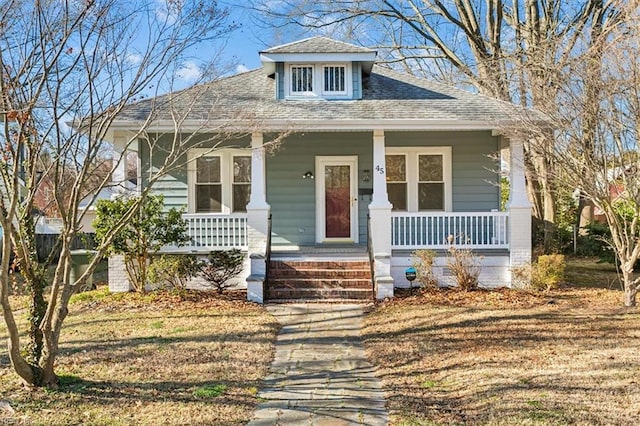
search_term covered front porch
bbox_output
[165,127,530,302]
[107,127,532,300]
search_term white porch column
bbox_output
[507,137,533,287]
[111,131,129,198]
[246,132,271,303]
[369,130,394,299]
[108,131,134,292]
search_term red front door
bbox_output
[325,165,351,238]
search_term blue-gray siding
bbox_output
[141,131,500,246]
[276,63,284,100]
[141,133,251,211]
[385,131,500,212]
[267,132,372,246]
[352,62,362,99]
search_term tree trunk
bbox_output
[623,286,637,307]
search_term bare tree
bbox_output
[0,0,249,387]
[543,3,640,306]
[250,0,624,250]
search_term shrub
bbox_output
[532,254,565,291]
[446,247,481,291]
[93,195,189,293]
[576,222,614,260]
[512,254,566,291]
[199,249,245,293]
[148,254,199,289]
[411,249,438,289]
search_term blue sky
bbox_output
[226,11,265,71]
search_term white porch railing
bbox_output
[391,211,509,250]
[180,213,248,249]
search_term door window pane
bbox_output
[325,165,351,238]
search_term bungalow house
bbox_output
[105,37,534,302]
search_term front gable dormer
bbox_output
[259,37,377,101]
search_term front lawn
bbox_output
[0,289,278,425]
[363,287,640,425]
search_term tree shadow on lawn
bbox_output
[61,327,275,356]
[45,375,262,417]
[363,297,640,424]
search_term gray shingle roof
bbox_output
[260,37,375,54]
[116,65,539,127]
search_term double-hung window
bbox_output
[386,147,451,212]
[189,149,251,214]
[195,156,222,213]
[385,154,407,211]
[418,154,445,210]
[232,156,251,212]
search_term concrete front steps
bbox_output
[266,258,374,302]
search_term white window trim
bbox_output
[385,147,452,212]
[284,62,352,99]
[187,148,251,214]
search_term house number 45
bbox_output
[375,165,384,174]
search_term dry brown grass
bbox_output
[363,287,640,425]
[0,289,278,426]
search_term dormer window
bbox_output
[285,63,351,99]
[291,65,314,93]
[260,37,377,101]
[323,65,346,95]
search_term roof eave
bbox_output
[108,118,513,133]
[260,52,378,75]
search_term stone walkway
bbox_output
[247,304,388,426]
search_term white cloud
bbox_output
[176,61,202,83]
[236,64,249,74]
[155,0,179,25]
[126,53,143,66]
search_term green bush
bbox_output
[446,247,481,291]
[199,249,244,294]
[531,254,566,291]
[576,222,614,260]
[411,249,438,289]
[513,254,566,291]
[93,195,189,292]
[148,254,199,289]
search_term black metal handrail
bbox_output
[367,214,375,298]
[264,214,273,292]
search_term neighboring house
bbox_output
[78,181,137,233]
[106,37,535,302]
[593,165,637,223]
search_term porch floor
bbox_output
[270,244,368,260]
